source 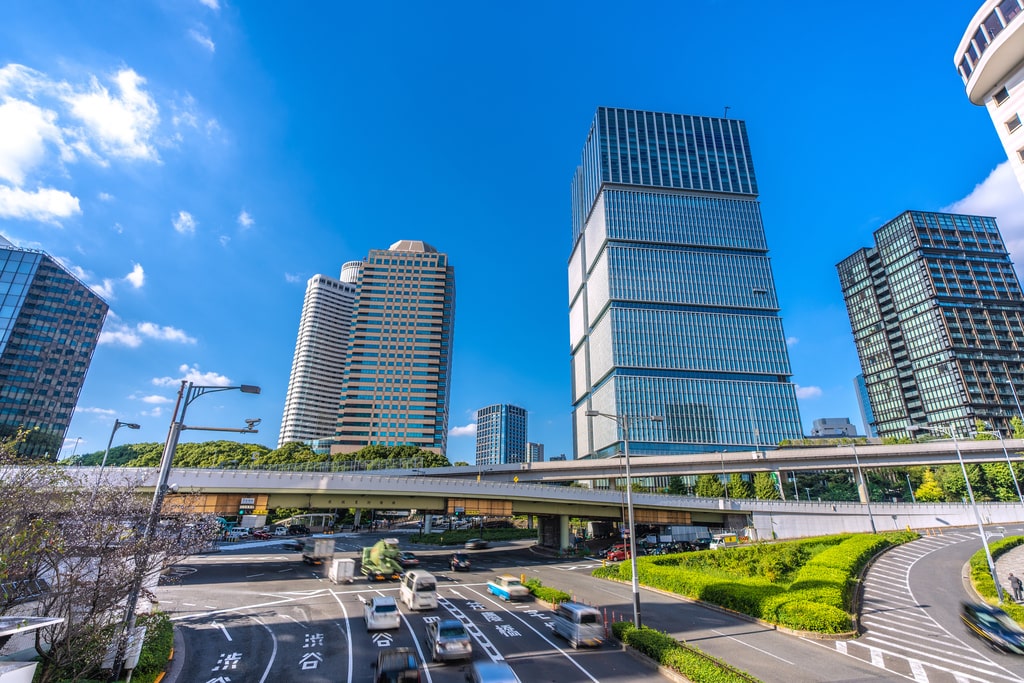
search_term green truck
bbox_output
[361,537,403,581]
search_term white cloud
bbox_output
[99,321,196,347]
[786,336,799,346]
[0,185,81,223]
[62,69,160,162]
[448,423,477,438]
[152,363,232,388]
[237,210,254,229]
[138,394,173,404]
[172,210,196,234]
[74,406,117,417]
[98,191,114,201]
[219,235,230,247]
[944,161,1024,273]
[795,385,822,399]
[0,98,67,185]
[142,407,163,418]
[91,278,115,299]
[198,0,220,9]
[188,28,216,53]
[125,263,144,288]
[285,272,303,283]
[137,322,197,344]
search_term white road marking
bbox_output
[709,629,794,665]
[213,621,232,642]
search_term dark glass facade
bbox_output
[475,403,527,466]
[838,210,1024,439]
[570,107,803,458]
[0,245,108,458]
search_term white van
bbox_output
[551,602,605,648]
[399,570,438,611]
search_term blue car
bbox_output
[961,602,1024,654]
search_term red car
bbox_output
[605,545,630,562]
[251,531,272,540]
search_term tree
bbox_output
[667,476,688,495]
[728,473,753,499]
[1013,415,1024,439]
[753,472,780,500]
[694,474,724,497]
[973,419,995,440]
[915,469,944,502]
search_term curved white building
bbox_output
[956,1,1024,191]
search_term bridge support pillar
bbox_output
[423,514,433,534]
[559,515,570,551]
[353,509,363,531]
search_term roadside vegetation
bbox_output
[594,532,918,633]
[967,535,1024,623]
[613,622,761,683]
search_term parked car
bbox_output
[605,544,629,562]
[449,552,472,571]
[397,551,420,568]
[464,538,489,550]
[373,647,421,683]
[251,530,272,540]
[287,524,311,535]
[465,661,521,683]
[423,618,472,662]
[365,596,401,631]
[961,602,1024,653]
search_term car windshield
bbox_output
[505,579,521,587]
[439,625,466,638]
[375,604,397,613]
[417,583,435,592]
[579,613,598,624]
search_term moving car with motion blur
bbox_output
[449,552,472,571]
[464,538,489,549]
[961,601,1024,654]
[423,618,472,662]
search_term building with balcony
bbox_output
[569,107,803,458]
[956,1,1024,192]
[0,239,108,458]
[278,264,359,447]
[838,210,1024,439]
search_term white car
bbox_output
[364,596,401,631]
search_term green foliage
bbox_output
[612,623,761,683]
[595,533,918,634]
[695,474,724,497]
[973,419,996,440]
[967,535,1024,619]
[914,469,944,502]
[753,472,780,500]
[522,577,571,604]
[728,473,753,499]
[130,611,174,682]
[1013,416,1024,439]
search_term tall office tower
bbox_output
[854,374,879,437]
[838,210,1024,439]
[525,441,545,463]
[956,2,1024,193]
[569,107,804,458]
[278,263,359,447]
[475,404,527,466]
[0,240,108,458]
[333,240,455,456]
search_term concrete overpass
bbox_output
[75,464,1024,549]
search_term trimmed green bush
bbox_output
[613,622,761,683]
[967,535,1024,624]
[522,577,571,604]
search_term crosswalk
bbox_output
[821,532,1024,682]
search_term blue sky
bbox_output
[2,2,1022,464]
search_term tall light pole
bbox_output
[845,440,876,533]
[113,380,260,679]
[585,409,663,629]
[910,423,1003,603]
[90,419,141,507]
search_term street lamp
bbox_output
[909,423,1003,603]
[974,426,1024,507]
[585,409,663,629]
[843,440,876,533]
[99,420,141,470]
[113,381,260,679]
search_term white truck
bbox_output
[301,538,336,565]
[328,557,356,584]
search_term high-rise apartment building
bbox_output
[475,404,527,466]
[838,210,1024,439]
[956,1,1024,193]
[569,107,803,458]
[854,374,878,437]
[525,441,545,463]
[0,239,108,458]
[332,240,455,456]
[278,264,359,447]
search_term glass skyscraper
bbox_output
[570,107,803,458]
[838,210,1024,439]
[475,403,527,466]
[0,239,108,458]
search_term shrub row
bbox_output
[594,532,917,634]
[522,577,571,604]
[612,622,761,683]
[967,535,1024,623]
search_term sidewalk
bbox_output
[993,542,1024,602]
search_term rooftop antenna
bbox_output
[723,106,731,119]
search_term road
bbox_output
[155,533,662,682]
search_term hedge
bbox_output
[594,532,918,634]
[967,534,1024,623]
[612,622,760,683]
